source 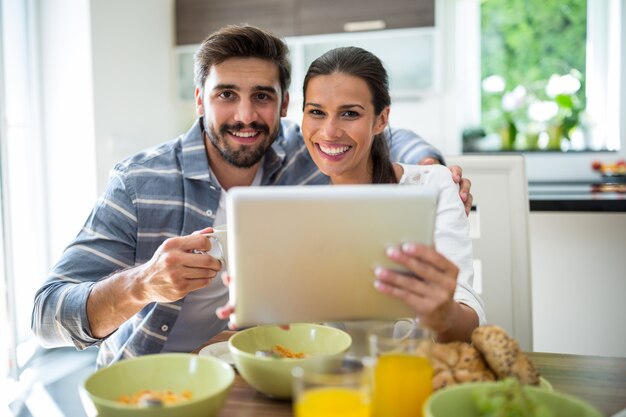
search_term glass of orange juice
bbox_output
[292,357,372,417]
[368,320,433,417]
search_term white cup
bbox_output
[200,225,228,269]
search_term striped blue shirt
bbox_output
[31,118,442,367]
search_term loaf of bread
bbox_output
[428,325,540,390]
[471,325,540,385]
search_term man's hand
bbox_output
[419,158,473,216]
[136,229,223,303]
[86,228,222,338]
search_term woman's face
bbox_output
[302,73,389,184]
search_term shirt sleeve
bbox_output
[387,128,445,165]
[31,166,139,349]
[426,165,486,325]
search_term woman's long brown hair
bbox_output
[303,47,396,184]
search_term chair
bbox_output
[445,155,533,351]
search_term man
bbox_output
[32,25,472,367]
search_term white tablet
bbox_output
[225,184,438,327]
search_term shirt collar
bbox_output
[180,117,288,184]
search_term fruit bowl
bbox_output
[591,159,626,183]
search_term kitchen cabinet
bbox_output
[529,211,626,358]
[175,0,435,45]
[298,0,434,36]
[175,0,296,45]
[177,26,439,103]
[527,182,626,357]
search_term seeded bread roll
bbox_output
[471,325,540,385]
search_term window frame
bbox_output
[0,0,19,383]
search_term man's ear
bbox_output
[373,106,390,135]
[195,87,204,116]
[280,91,290,118]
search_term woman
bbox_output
[300,47,484,342]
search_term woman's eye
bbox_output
[308,109,325,116]
[342,111,359,118]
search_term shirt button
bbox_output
[205,209,213,217]
[161,325,169,332]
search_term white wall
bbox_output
[36,0,184,260]
[90,0,183,193]
[38,0,98,267]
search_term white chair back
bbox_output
[445,155,533,351]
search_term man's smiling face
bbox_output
[196,57,289,168]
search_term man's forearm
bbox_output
[87,266,148,339]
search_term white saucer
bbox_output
[199,341,234,366]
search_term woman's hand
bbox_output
[373,242,459,335]
[215,273,238,329]
[419,158,473,216]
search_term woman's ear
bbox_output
[373,106,390,135]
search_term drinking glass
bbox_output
[368,320,433,417]
[292,357,372,417]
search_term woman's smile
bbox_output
[302,73,388,183]
[317,143,353,158]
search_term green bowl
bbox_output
[80,353,234,417]
[228,323,352,399]
[423,381,603,417]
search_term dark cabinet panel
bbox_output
[176,0,296,45]
[175,0,435,45]
[297,0,434,35]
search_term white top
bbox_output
[161,163,264,352]
[397,163,486,325]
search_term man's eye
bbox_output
[219,91,233,99]
[256,93,269,100]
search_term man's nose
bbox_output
[234,99,258,124]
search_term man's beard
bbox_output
[203,118,277,168]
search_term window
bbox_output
[1,0,50,383]
[463,0,621,153]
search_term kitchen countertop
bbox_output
[528,181,626,212]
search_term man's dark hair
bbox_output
[194,25,291,98]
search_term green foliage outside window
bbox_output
[479,0,588,151]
